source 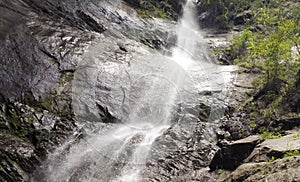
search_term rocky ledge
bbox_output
[211,130,300,182]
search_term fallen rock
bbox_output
[245,132,300,163]
[221,156,300,182]
[209,135,261,171]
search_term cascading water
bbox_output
[34,0,237,181]
[172,0,206,68]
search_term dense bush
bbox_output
[232,2,300,86]
[123,0,184,20]
[196,0,263,29]
[229,0,300,128]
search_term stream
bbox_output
[33,0,238,181]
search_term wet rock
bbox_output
[0,1,107,180]
[209,135,261,171]
[76,10,107,33]
[0,134,40,182]
[0,102,76,180]
[1,0,179,179]
[0,25,60,102]
[0,0,95,103]
[198,103,212,122]
[141,117,219,181]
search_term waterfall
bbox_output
[117,1,203,179]
[34,0,238,181]
[172,0,211,68]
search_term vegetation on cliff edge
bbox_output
[224,0,299,135]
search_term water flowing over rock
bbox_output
[1,0,245,181]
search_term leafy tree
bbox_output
[233,4,300,85]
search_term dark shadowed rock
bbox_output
[209,135,261,171]
[233,10,253,26]
[76,10,107,33]
[271,118,300,131]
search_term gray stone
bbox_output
[246,132,300,163]
[221,156,300,182]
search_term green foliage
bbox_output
[135,1,172,19]
[233,4,300,85]
[260,131,282,140]
[217,169,224,175]
[1,104,36,142]
[199,0,264,29]
[264,149,299,164]
[231,29,255,66]
[283,150,300,158]
[249,119,257,129]
[230,2,300,125]
[267,156,276,163]
[292,132,300,138]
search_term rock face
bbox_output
[0,102,76,181]
[0,0,98,102]
[0,0,182,181]
[0,0,105,180]
[0,134,40,181]
[0,0,260,181]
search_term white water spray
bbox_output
[172,0,209,68]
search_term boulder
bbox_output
[218,131,300,181]
[209,135,261,171]
[245,132,300,163]
[222,156,300,182]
